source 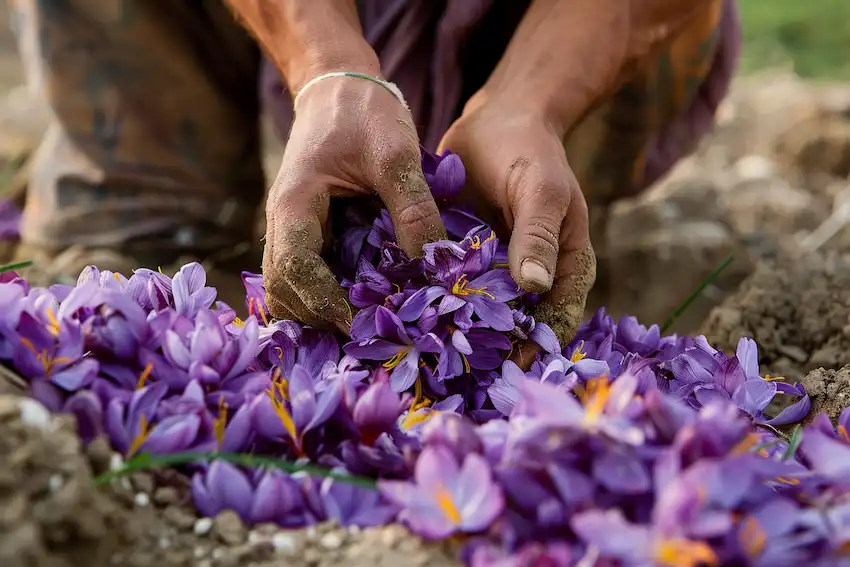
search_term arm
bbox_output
[224,0,381,92]
[475,0,714,136]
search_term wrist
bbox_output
[226,0,381,92]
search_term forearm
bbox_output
[478,0,714,136]
[225,0,381,92]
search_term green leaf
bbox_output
[0,260,33,273]
[783,425,804,461]
[93,451,378,489]
[660,254,734,334]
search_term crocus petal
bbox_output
[529,323,560,354]
[375,306,412,344]
[390,357,419,392]
[736,337,760,380]
[343,338,405,360]
[437,294,467,316]
[350,305,379,340]
[468,269,521,302]
[467,297,515,332]
[733,379,777,416]
[397,287,448,322]
[414,333,444,354]
[205,461,254,520]
[488,378,521,416]
[455,453,504,532]
[765,393,811,426]
[142,414,202,454]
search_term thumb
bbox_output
[507,182,570,294]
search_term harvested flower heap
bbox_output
[2,151,849,567]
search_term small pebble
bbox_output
[153,486,180,506]
[48,473,63,492]
[213,510,247,545]
[319,531,344,550]
[157,536,171,549]
[18,398,54,431]
[109,454,124,472]
[194,546,208,559]
[134,492,150,507]
[306,525,317,541]
[271,533,299,556]
[194,517,214,536]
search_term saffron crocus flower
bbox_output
[437,325,511,380]
[351,380,407,445]
[396,229,521,331]
[171,262,216,317]
[379,445,504,539]
[192,462,309,526]
[343,306,443,392]
[127,268,173,311]
[320,474,398,527]
[13,311,98,391]
[104,382,169,456]
[251,363,342,455]
[571,508,719,567]
[161,309,260,389]
[420,149,465,200]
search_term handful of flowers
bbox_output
[2,150,845,567]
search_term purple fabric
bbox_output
[259,0,741,198]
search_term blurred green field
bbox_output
[740,0,850,79]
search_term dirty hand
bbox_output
[263,78,446,332]
[439,99,596,349]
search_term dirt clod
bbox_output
[801,365,850,424]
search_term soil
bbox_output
[0,392,461,567]
[699,250,850,382]
[800,365,850,425]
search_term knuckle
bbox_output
[393,191,442,232]
[522,222,560,257]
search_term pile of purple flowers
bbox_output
[1,151,848,567]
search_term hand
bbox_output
[439,98,596,352]
[263,78,446,332]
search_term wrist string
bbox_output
[293,72,409,112]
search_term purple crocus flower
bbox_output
[13,311,98,391]
[395,228,521,332]
[351,380,407,445]
[571,508,719,567]
[250,363,342,455]
[319,474,398,527]
[192,462,309,526]
[104,382,169,456]
[171,262,216,317]
[421,149,465,200]
[437,321,511,380]
[379,445,504,539]
[127,268,173,311]
[343,306,443,392]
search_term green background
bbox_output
[740,0,850,79]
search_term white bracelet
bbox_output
[293,71,409,112]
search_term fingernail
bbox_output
[520,258,552,291]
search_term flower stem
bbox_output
[660,254,734,334]
[0,259,33,273]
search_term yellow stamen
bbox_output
[738,517,767,558]
[571,341,587,363]
[136,362,154,390]
[492,263,509,269]
[581,377,613,425]
[731,433,761,456]
[654,538,718,567]
[434,484,461,524]
[157,266,164,274]
[401,377,434,429]
[248,297,270,326]
[273,346,284,362]
[114,272,121,283]
[461,353,471,374]
[452,274,495,300]
[266,384,297,443]
[839,425,850,443]
[775,476,800,485]
[232,317,245,328]
[763,375,785,382]
[468,231,496,250]
[383,349,410,370]
[45,308,60,336]
[127,414,152,457]
[213,396,228,449]
[19,337,73,377]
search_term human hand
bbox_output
[263,78,446,332]
[438,98,596,354]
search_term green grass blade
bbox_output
[94,451,378,489]
[0,260,33,273]
[660,254,734,334]
[783,425,804,461]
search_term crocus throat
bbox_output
[738,517,767,558]
[19,337,73,377]
[571,341,587,363]
[580,377,612,425]
[654,538,718,567]
[434,484,461,525]
[383,349,410,370]
[452,274,495,300]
